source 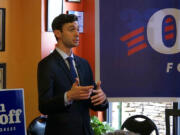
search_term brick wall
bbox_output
[121,102,173,135]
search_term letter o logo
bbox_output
[147,8,180,54]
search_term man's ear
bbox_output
[54,30,61,40]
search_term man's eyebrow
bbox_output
[68,25,75,28]
[68,25,79,30]
[67,25,76,29]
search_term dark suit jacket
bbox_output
[37,50,108,135]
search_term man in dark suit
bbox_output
[37,14,108,135]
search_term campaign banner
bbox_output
[99,0,180,97]
[0,89,26,135]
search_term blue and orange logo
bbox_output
[120,8,179,56]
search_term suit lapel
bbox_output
[52,50,73,83]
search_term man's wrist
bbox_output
[67,91,72,101]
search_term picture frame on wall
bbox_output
[68,11,84,33]
[0,63,6,89]
[67,0,80,2]
[0,8,5,51]
[47,0,63,32]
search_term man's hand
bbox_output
[67,79,93,101]
[91,81,106,106]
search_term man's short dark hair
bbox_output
[52,14,78,31]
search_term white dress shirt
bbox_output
[56,47,78,106]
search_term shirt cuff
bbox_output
[64,92,73,106]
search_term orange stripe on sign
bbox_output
[127,35,144,47]
[128,43,147,56]
[165,33,174,40]
[165,17,173,23]
[120,27,144,41]
[165,25,174,32]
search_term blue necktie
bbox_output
[67,57,78,82]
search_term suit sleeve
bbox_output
[37,60,68,115]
